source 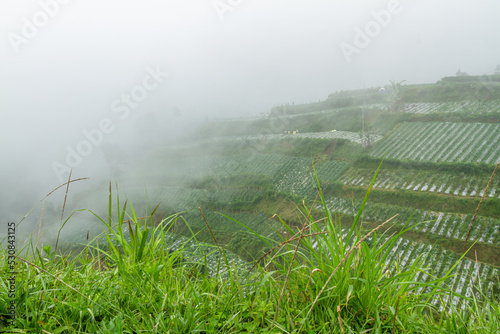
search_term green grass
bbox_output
[1,171,499,333]
[402,80,500,103]
[355,155,496,175]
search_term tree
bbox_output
[359,129,374,150]
[389,79,406,113]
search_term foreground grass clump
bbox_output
[1,177,499,333]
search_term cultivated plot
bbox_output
[371,122,500,164]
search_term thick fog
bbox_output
[1,0,500,228]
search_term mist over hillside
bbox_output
[2,3,500,331]
[1,0,500,244]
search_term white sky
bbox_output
[1,0,500,220]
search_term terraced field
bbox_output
[371,122,500,164]
[178,98,500,309]
[116,150,500,250]
[66,85,500,310]
[118,157,350,211]
[404,100,500,114]
[109,183,500,311]
[312,227,499,309]
[340,168,500,198]
[322,197,500,244]
[199,130,382,145]
[380,237,500,309]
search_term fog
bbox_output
[1,0,499,232]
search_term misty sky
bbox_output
[1,0,500,222]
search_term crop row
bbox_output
[315,160,352,184]
[153,231,253,279]
[117,186,264,213]
[119,186,207,212]
[371,122,500,164]
[128,226,255,280]
[51,209,253,280]
[179,210,271,236]
[273,159,350,198]
[171,209,500,306]
[404,100,500,114]
[311,228,499,308]
[152,154,296,182]
[205,188,263,203]
[292,131,382,144]
[267,103,389,120]
[321,197,500,244]
[154,154,349,198]
[197,130,382,146]
[178,209,500,306]
[109,155,351,215]
[379,236,499,308]
[340,168,500,198]
[273,160,318,198]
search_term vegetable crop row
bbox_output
[404,100,500,114]
[371,122,500,164]
[340,168,500,198]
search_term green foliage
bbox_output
[356,154,496,175]
[268,88,388,117]
[401,81,500,102]
[371,187,498,217]
[2,171,499,333]
[190,174,274,191]
[439,74,500,83]
[200,107,385,138]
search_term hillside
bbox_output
[5,76,500,332]
[57,77,500,309]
